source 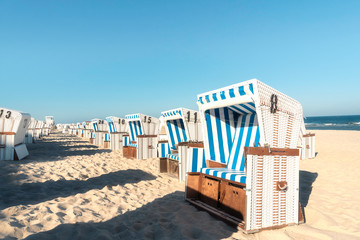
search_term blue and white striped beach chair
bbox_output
[186,79,304,233]
[159,108,203,182]
[123,113,160,159]
[90,119,109,146]
[0,107,31,160]
[105,116,128,151]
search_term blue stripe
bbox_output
[167,121,176,150]
[249,83,254,93]
[212,93,218,101]
[173,120,182,143]
[133,122,139,139]
[214,109,225,163]
[192,148,198,172]
[230,105,249,114]
[229,88,235,98]
[241,104,255,113]
[179,119,188,142]
[224,108,233,154]
[205,95,210,103]
[205,110,215,161]
[220,91,226,100]
[129,122,136,141]
[247,102,255,108]
[137,121,143,135]
[161,144,165,157]
[238,86,246,96]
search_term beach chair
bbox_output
[157,116,171,159]
[105,116,128,151]
[91,119,108,146]
[24,118,37,144]
[123,113,160,159]
[299,119,316,159]
[34,120,45,140]
[185,79,304,233]
[45,116,55,128]
[159,108,203,182]
[0,107,31,160]
[62,124,69,134]
[80,121,88,138]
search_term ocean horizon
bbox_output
[305,114,360,131]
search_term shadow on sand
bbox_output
[25,191,238,240]
[0,169,156,210]
[299,170,318,222]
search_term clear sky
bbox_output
[1,1,359,123]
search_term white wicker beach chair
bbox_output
[34,120,45,140]
[81,121,90,138]
[24,118,37,144]
[123,113,160,159]
[159,108,203,182]
[299,118,316,159]
[105,116,128,151]
[0,107,31,160]
[185,79,304,233]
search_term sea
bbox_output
[305,115,360,131]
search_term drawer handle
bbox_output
[276,181,288,192]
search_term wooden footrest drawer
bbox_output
[200,175,220,208]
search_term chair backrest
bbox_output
[91,119,107,132]
[125,113,160,142]
[226,113,261,171]
[161,108,202,150]
[106,116,127,133]
[166,119,187,150]
[128,120,143,142]
[0,107,31,145]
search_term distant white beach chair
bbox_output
[34,120,45,140]
[186,79,304,233]
[159,108,203,182]
[105,116,128,151]
[0,107,31,160]
[299,119,316,159]
[43,116,55,136]
[123,113,160,159]
[81,121,91,139]
[24,118,37,144]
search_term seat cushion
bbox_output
[166,153,179,161]
[200,168,246,184]
[127,143,137,147]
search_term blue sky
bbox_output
[1,1,359,123]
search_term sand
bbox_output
[0,130,359,239]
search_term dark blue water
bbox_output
[305,115,360,131]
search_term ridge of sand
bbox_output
[0,130,359,239]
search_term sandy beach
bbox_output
[0,130,359,240]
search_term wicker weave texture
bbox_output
[137,136,158,160]
[246,154,299,231]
